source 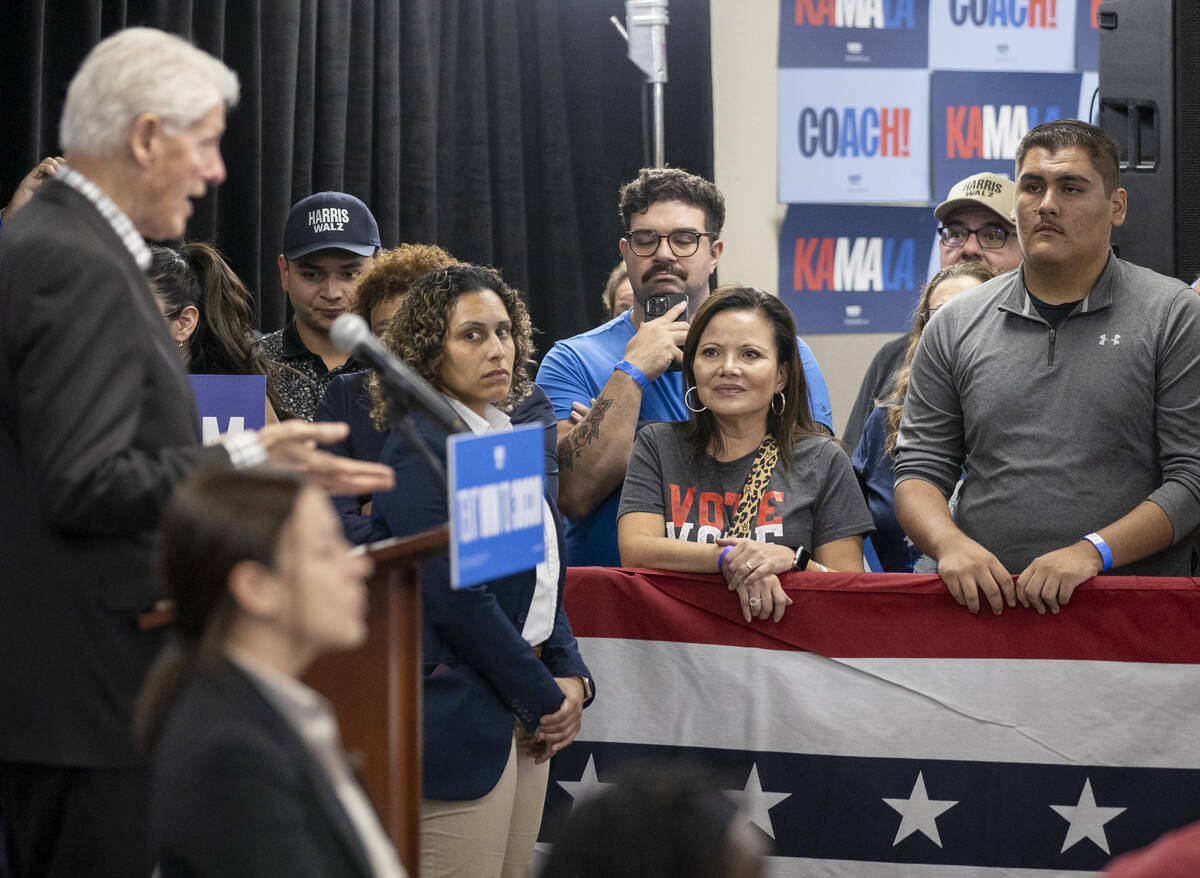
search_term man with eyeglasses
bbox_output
[842,172,1020,450]
[536,167,833,567]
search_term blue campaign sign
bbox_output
[447,423,545,590]
[931,70,1082,200]
[778,0,928,68]
[190,374,267,443]
[778,204,938,334]
[1074,0,1099,70]
[929,0,1079,71]
[779,68,929,204]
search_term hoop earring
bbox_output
[684,386,707,413]
[770,391,785,416]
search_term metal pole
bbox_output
[619,1,669,167]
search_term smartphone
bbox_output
[645,293,687,372]
[645,292,689,320]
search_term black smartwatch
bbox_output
[791,545,812,571]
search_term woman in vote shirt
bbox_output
[368,264,592,878]
[618,286,873,623]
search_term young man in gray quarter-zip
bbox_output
[893,119,1200,618]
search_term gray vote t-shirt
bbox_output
[619,421,873,551]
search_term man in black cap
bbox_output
[260,191,382,419]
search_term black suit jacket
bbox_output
[150,661,374,878]
[0,179,227,765]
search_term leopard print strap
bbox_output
[728,435,779,539]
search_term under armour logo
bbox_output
[1099,334,1121,345]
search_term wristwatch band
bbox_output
[792,545,812,571]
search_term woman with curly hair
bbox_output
[369,264,593,878]
[851,261,997,572]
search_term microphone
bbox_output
[330,314,468,435]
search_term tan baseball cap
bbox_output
[934,172,1015,226]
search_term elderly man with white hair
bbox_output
[0,28,392,877]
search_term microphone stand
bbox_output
[384,385,447,491]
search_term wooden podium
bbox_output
[304,524,447,877]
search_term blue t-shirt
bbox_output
[535,310,834,566]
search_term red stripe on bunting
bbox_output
[563,568,1200,663]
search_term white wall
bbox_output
[710,0,900,438]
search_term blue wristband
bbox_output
[614,359,650,390]
[717,545,734,572]
[1082,532,1113,572]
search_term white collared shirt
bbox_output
[446,397,559,645]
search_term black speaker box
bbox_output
[1098,0,1200,282]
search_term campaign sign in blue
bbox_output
[778,204,938,334]
[1074,0,1099,71]
[190,374,267,444]
[447,423,545,590]
[929,0,1079,71]
[931,70,1082,201]
[779,68,929,204]
[778,0,928,68]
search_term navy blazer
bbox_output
[150,661,375,878]
[371,408,591,801]
[318,373,561,544]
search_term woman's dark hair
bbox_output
[353,242,456,328]
[148,242,289,418]
[540,762,758,878]
[133,468,305,752]
[883,261,997,455]
[682,285,816,467]
[368,263,534,430]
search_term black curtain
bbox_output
[1,0,713,351]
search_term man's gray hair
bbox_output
[60,27,239,157]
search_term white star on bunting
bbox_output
[556,754,615,808]
[726,763,792,839]
[883,771,958,848]
[1051,778,1126,854]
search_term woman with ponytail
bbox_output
[135,468,405,877]
[148,241,289,420]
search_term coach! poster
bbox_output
[929,0,1079,71]
[779,204,937,335]
[779,69,929,204]
[930,70,1082,201]
[779,0,929,68]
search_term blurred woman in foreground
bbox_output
[618,286,872,623]
[136,468,404,877]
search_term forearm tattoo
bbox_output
[558,396,613,471]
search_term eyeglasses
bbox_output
[937,222,1011,250]
[625,229,717,258]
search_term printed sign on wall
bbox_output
[1074,0,1100,70]
[778,204,938,334]
[190,374,267,444]
[930,70,1082,200]
[779,68,929,203]
[779,0,929,68]
[929,0,1079,71]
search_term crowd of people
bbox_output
[2,23,1198,878]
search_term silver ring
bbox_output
[748,596,762,610]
